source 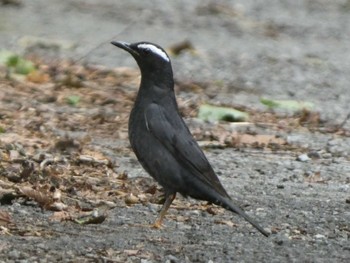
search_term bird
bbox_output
[111,41,269,237]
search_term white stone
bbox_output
[297,153,310,162]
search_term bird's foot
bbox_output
[152,219,163,229]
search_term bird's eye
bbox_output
[143,48,151,54]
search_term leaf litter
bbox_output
[0,56,349,238]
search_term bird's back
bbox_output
[128,92,230,201]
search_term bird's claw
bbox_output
[152,220,163,229]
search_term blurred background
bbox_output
[1,0,350,120]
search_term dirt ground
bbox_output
[1,0,350,262]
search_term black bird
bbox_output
[111,41,269,237]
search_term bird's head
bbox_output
[111,41,172,76]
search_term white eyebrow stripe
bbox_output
[137,43,170,62]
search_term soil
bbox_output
[0,1,350,262]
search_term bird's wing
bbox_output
[144,103,229,197]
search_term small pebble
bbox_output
[275,239,284,245]
[147,203,159,213]
[307,151,321,159]
[322,153,332,159]
[165,255,180,263]
[36,243,47,250]
[8,250,21,259]
[315,234,326,239]
[296,153,310,162]
[176,222,191,230]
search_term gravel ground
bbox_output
[1,0,350,262]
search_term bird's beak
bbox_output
[111,41,139,57]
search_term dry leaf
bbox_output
[52,189,61,201]
[78,155,109,166]
[20,186,53,208]
[206,206,221,215]
[144,185,157,195]
[137,193,148,202]
[270,226,281,234]
[49,211,72,222]
[304,171,327,184]
[0,210,12,226]
[26,71,50,83]
[125,194,139,205]
[167,40,195,56]
[49,202,68,211]
[124,250,139,256]
[175,215,189,223]
[231,133,286,148]
[214,219,237,227]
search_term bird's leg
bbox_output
[153,193,176,228]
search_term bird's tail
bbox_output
[219,197,270,237]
